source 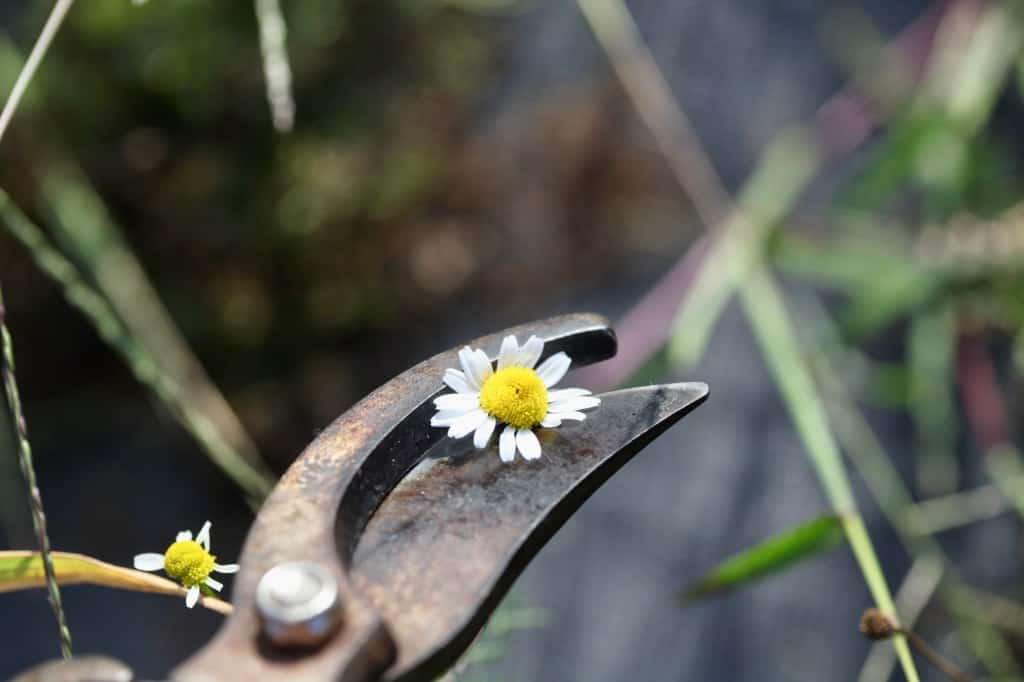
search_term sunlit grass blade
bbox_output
[39,161,273,492]
[0,550,232,615]
[666,129,819,368]
[681,515,845,602]
[740,266,919,682]
[0,0,75,146]
[0,188,274,503]
[801,293,1022,677]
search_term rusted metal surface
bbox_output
[173,314,619,682]
[353,382,708,681]
[20,314,706,682]
[11,656,134,682]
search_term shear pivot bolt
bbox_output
[257,561,342,648]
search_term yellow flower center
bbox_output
[479,366,548,429]
[163,540,215,587]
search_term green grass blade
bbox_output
[0,189,274,502]
[739,266,919,682]
[681,515,845,602]
[984,445,1024,520]
[802,294,1022,677]
[667,129,819,368]
[38,161,273,492]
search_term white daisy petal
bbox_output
[448,409,488,439]
[540,415,562,428]
[443,369,474,394]
[516,429,542,460]
[517,335,544,369]
[431,409,471,427]
[214,563,240,574]
[433,393,480,411]
[547,388,591,402]
[547,410,587,422]
[176,531,192,542]
[473,416,497,449]
[548,395,601,412]
[497,335,520,370]
[499,425,517,463]
[470,349,494,383]
[535,352,571,388]
[196,521,212,551]
[204,576,224,592]
[186,584,200,608]
[133,553,165,572]
[458,347,484,389]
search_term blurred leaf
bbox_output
[0,550,232,615]
[770,223,917,294]
[842,267,942,337]
[841,115,946,211]
[908,306,958,496]
[770,225,945,336]
[681,515,845,602]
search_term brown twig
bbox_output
[904,629,975,682]
[861,608,974,682]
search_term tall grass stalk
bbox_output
[0,190,274,503]
[40,162,272,494]
[254,0,294,132]
[0,0,75,146]
[803,296,1022,677]
[576,0,919,677]
[740,269,919,681]
[0,284,71,659]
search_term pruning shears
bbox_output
[17,313,708,682]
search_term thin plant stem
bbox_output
[900,629,974,682]
[0,0,76,146]
[0,284,71,658]
[40,161,271,496]
[254,0,294,132]
[739,267,918,681]
[859,556,944,682]
[905,482,1011,536]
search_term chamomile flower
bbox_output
[133,521,239,608]
[431,334,600,462]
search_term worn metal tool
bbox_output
[18,313,708,682]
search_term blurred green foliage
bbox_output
[10,0,1024,678]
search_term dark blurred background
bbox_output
[4,0,1024,680]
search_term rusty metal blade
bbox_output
[350,382,709,681]
[174,314,617,682]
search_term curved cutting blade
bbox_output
[351,382,709,681]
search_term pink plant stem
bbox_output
[576,0,977,391]
[956,332,1010,452]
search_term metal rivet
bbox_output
[257,561,342,648]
